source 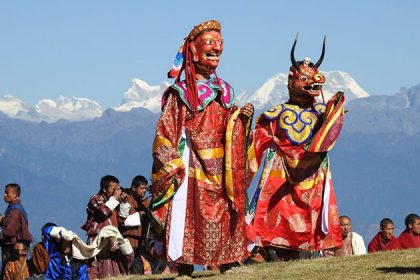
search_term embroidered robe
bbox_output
[151,78,250,265]
[247,94,345,251]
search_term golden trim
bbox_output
[196,147,224,160]
[153,136,173,149]
[192,168,222,184]
[314,107,343,152]
[151,158,183,180]
[296,175,324,190]
[224,109,241,202]
[284,156,321,168]
[188,20,222,40]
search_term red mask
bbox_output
[191,30,224,71]
[288,64,325,103]
[288,35,326,105]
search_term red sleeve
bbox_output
[246,116,276,184]
[151,91,187,200]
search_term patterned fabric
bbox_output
[262,103,325,145]
[170,77,234,111]
[4,260,29,280]
[337,233,353,256]
[247,95,345,252]
[81,193,118,241]
[305,95,345,152]
[0,199,32,245]
[151,85,250,266]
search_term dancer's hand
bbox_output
[240,103,254,119]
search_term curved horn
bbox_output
[290,32,299,67]
[314,35,326,69]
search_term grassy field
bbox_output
[111,249,420,280]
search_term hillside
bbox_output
[110,249,420,280]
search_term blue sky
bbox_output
[0,1,419,108]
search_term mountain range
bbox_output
[0,72,418,246]
[0,71,368,123]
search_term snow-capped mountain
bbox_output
[113,79,170,113]
[236,73,289,109]
[0,95,103,123]
[236,71,369,109]
[0,71,368,122]
[35,96,103,122]
[323,71,369,100]
[0,95,31,116]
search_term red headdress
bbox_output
[168,20,222,112]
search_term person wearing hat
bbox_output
[151,20,253,277]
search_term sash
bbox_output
[168,129,190,261]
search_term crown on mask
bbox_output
[188,20,222,40]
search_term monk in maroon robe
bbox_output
[368,218,400,253]
[398,214,420,249]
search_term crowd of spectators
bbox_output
[0,180,418,280]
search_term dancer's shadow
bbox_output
[377,266,420,275]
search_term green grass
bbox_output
[111,249,420,280]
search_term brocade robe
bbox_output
[151,78,250,266]
[247,94,345,251]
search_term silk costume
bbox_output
[247,95,345,252]
[151,77,250,266]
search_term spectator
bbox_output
[368,218,400,253]
[0,183,32,279]
[118,175,150,274]
[42,223,133,280]
[337,216,367,256]
[398,213,420,249]
[81,175,133,279]
[4,240,30,280]
[42,223,88,280]
[28,223,54,277]
[81,175,123,243]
